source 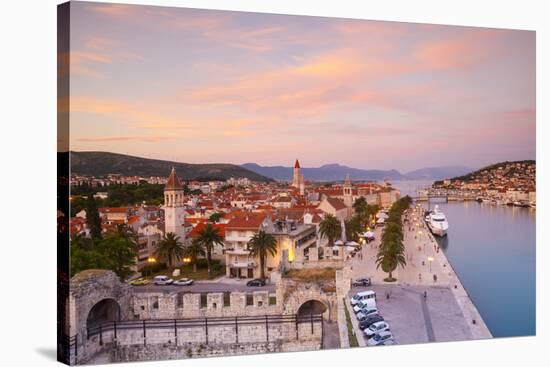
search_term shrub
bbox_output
[140,262,167,274]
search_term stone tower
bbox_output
[343,173,353,209]
[292,159,301,187]
[164,167,186,240]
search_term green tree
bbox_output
[319,214,342,246]
[375,196,410,282]
[375,240,406,281]
[70,196,88,217]
[85,195,102,239]
[98,231,138,281]
[209,212,223,223]
[70,234,108,276]
[155,232,185,269]
[248,231,278,279]
[70,229,137,281]
[194,224,224,279]
[184,239,206,273]
[353,197,368,216]
[345,215,363,242]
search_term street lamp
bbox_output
[147,256,156,279]
[427,256,434,273]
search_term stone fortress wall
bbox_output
[68,270,332,364]
[132,290,281,320]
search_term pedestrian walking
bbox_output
[424,291,427,299]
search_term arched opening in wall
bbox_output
[86,298,121,329]
[298,300,340,349]
[297,300,327,318]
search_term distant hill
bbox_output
[405,166,472,181]
[70,151,273,182]
[241,163,405,182]
[445,160,535,182]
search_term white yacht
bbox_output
[427,205,449,237]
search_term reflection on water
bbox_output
[422,201,536,338]
[435,234,449,250]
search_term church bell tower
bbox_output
[164,167,186,240]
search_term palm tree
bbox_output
[375,240,406,281]
[319,214,342,246]
[248,231,278,279]
[184,238,206,273]
[194,223,224,279]
[155,232,185,269]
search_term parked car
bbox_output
[380,339,397,346]
[129,278,150,286]
[153,275,174,285]
[359,315,384,330]
[356,308,378,321]
[364,321,390,338]
[367,331,394,346]
[352,278,371,287]
[353,299,377,313]
[350,290,376,306]
[173,278,194,286]
[246,279,266,287]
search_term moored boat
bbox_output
[427,205,449,236]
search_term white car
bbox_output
[173,278,194,286]
[364,321,390,338]
[350,290,376,306]
[353,299,377,313]
[367,331,394,346]
[356,308,378,321]
[153,275,174,285]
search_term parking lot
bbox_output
[132,280,276,294]
[348,284,473,346]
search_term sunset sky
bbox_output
[67,2,535,172]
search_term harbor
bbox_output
[350,201,492,344]
[374,180,536,338]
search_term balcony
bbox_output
[228,261,255,269]
[225,247,250,255]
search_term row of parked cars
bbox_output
[130,276,267,287]
[350,290,396,346]
[130,275,194,286]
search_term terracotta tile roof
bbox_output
[165,167,183,190]
[99,207,129,214]
[294,159,300,168]
[127,215,141,225]
[185,218,206,225]
[226,213,267,230]
[188,222,226,238]
[311,214,323,223]
[325,197,347,211]
[272,196,293,203]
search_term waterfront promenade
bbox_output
[350,204,492,343]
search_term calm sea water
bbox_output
[390,180,536,337]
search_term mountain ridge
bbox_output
[241,163,472,181]
[70,151,274,182]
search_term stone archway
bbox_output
[86,298,121,329]
[297,300,328,317]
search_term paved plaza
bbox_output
[348,284,473,345]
